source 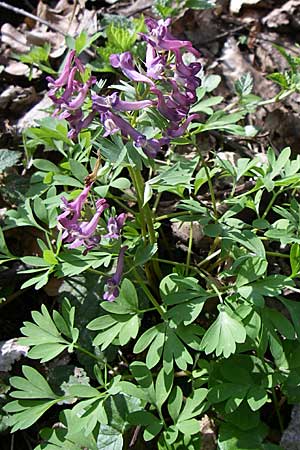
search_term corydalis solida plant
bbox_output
[50,17,202,299]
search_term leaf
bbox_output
[218,422,267,449]
[278,296,300,339]
[246,386,268,411]
[134,243,158,266]
[177,388,207,422]
[155,366,174,412]
[10,366,57,399]
[19,302,77,362]
[200,307,246,358]
[5,399,58,432]
[185,0,216,8]
[235,73,253,97]
[168,386,183,423]
[128,411,163,441]
[97,425,123,450]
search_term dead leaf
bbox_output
[4,60,41,78]
[0,85,37,113]
[230,0,263,14]
[263,0,300,30]
[220,37,276,99]
[1,23,30,53]
[17,95,53,132]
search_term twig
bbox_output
[0,1,67,36]
[129,425,141,447]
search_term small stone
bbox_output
[281,405,300,450]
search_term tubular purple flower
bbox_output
[46,50,76,88]
[92,93,154,114]
[145,44,165,79]
[110,52,154,85]
[57,183,92,229]
[168,80,194,107]
[151,87,185,121]
[103,246,127,302]
[104,213,127,239]
[103,111,143,141]
[66,82,91,110]
[65,198,109,252]
[167,113,200,138]
[142,18,200,56]
[110,93,154,111]
[173,49,201,79]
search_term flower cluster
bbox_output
[57,183,108,254]
[107,18,201,144]
[57,184,127,300]
[47,50,96,139]
[47,18,200,155]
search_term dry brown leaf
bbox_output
[17,95,53,132]
[1,23,30,53]
[4,60,41,78]
[230,0,262,14]
[263,0,300,29]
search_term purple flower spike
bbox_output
[103,246,128,302]
[110,52,154,85]
[104,213,127,239]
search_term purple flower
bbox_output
[142,18,200,56]
[103,246,127,302]
[92,93,154,113]
[145,45,166,79]
[98,111,166,157]
[167,113,200,138]
[63,198,109,254]
[151,87,186,122]
[47,51,96,139]
[104,213,127,239]
[110,52,154,86]
[46,50,76,89]
[57,183,92,230]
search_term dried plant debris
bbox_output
[0,339,28,372]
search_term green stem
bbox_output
[74,343,113,370]
[155,211,191,221]
[130,168,162,280]
[134,270,165,318]
[272,388,284,433]
[197,249,222,267]
[266,251,290,259]
[197,147,218,220]
[185,222,193,275]
[262,190,281,220]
